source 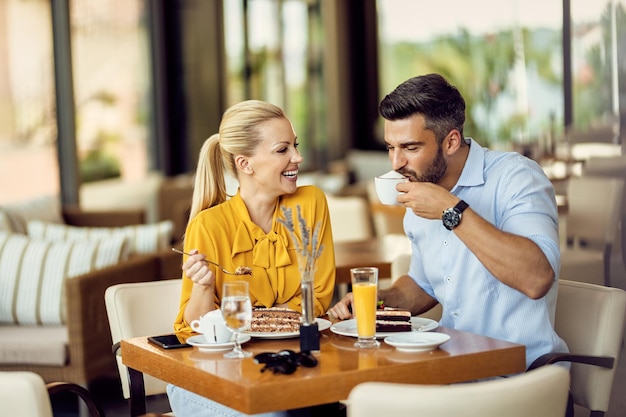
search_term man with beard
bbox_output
[329,73,568,374]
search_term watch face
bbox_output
[442,208,460,230]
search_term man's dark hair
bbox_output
[379,73,466,142]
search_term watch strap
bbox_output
[454,200,469,214]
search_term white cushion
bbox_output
[0,196,62,234]
[0,232,129,325]
[0,325,67,365]
[27,220,173,255]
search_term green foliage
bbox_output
[380,22,563,148]
[80,148,121,183]
[572,2,626,131]
[79,130,121,183]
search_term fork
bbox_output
[171,248,251,276]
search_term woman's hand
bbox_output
[327,293,354,320]
[182,249,215,287]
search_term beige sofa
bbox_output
[0,197,183,387]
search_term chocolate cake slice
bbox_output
[376,320,412,332]
[375,309,412,332]
[376,309,411,322]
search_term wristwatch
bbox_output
[442,200,469,230]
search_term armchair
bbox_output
[105,279,182,416]
[0,254,160,386]
[347,365,570,417]
[528,280,626,416]
[0,196,173,387]
[0,370,168,417]
[559,176,624,286]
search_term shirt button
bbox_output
[443,240,448,246]
[446,276,452,283]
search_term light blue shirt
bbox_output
[404,138,568,368]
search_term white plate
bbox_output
[245,318,332,339]
[330,317,438,339]
[384,332,450,352]
[187,334,251,351]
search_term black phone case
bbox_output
[148,334,191,349]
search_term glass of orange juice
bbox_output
[351,267,380,348]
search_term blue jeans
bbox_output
[166,384,325,417]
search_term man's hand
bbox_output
[396,181,458,220]
[327,292,355,320]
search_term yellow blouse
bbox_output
[174,185,336,332]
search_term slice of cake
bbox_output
[249,307,302,333]
[375,309,412,332]
[376,309,411,322]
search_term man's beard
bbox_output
[399,145,447,184]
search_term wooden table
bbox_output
[122,326,525,415]
[334,235,411,284]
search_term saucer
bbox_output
[187,334,251,351]
[383,332,450,352]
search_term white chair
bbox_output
[347,365,570,417]
[326,194,374,299]
[0,371,104,417]
[105,279,183,416]
[390,252,442,320]
[560,176,624,286]
[529,279,626,417]
[325,194,373,243]
[583,155,626,270]
[0,370,169,417]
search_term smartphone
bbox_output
[148,334,191,349]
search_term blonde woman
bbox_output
[168,100,340,417]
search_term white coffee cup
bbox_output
[190,309,233,343]
[374,170,408,205]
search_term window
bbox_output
[377,0,563,154]
[0,0,58,204]
[70,0,151,185]
[223,0,326,170]
[571,0,625,135]
[0,0,153,206]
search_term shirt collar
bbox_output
[451,137,485,192]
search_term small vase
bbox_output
[300,276,315,325]
[300,274,320,352]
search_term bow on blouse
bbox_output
[231,222,292,269]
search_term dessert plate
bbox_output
[187,334,251,351]
[384,332,450,352]
[330,317,438,339]
[245,318,332,339]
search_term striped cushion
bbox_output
[27,220,173,255]
[0,196,62,234]
[0,232,129,325]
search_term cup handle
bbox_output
[191,319,201,333]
